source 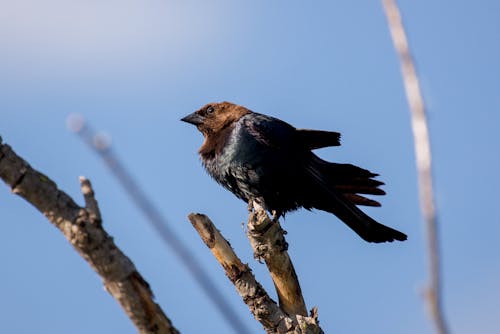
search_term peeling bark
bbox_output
[247,203,307,317]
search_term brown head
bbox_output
[181,102,251,136]
[181,102,252,157]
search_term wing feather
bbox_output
[296,129,341,149]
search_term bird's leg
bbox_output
[271,210,280,223]
[247,199,255,213]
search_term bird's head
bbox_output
[181,102,250,136]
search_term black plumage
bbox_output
[181,102,407,243]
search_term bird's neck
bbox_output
[199,124,235,160]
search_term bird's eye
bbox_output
[206,106,215,114]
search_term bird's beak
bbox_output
[181,112,204,126]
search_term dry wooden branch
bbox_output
[0,136,179,334]
[247,202,307,317]
[382,1,450,334]
[188,213,323,334]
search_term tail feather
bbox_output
[306,160,407,243]
[320,162,386,206]
[327,163,385,191]
[335,184,386,195]
[318,192,407,243]
[343,194,381,207]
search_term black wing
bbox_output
[296,129,341,150]
[244,114,341,150]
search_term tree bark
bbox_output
[247,202,307,317]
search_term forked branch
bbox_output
[188,213,323,334]
[0,136,178,334]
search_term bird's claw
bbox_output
[271,210,280,223]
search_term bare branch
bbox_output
[188,213,288,332]
[247,202,307,317]
[188,213,323,334]
[382,1,450,333]
[0,137,179,334]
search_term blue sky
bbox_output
[1,1,499,333]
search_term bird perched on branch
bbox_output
[181,102,407,243]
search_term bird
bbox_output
[181,101,407,243]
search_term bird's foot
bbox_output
[271,210,280,223]
[247,201,253,213]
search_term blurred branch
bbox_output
[188,213,323,334]
[382,1,450,333]
[247,202,307,316]
[67,116,251,334]
[0,136,179,334]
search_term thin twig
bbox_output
[80,176,102,222]
[382,1,450,333]
[188,213,324,334]
[247,202,307,316]
[67,116,251,334]
[0,136,179,334]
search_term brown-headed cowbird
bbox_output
[181,102,407,243]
